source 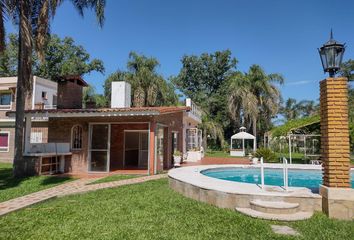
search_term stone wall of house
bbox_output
[320,77,351,188]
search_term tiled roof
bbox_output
[58,75,88,86]
[7,106,190,117]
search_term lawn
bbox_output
[89,174,142,184]
[0,178,353,240]
[205,150,243,158]
[0,162,73,202]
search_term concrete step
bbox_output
[250,200,299,214]
[235,207,313,221]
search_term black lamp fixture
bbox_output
[318,30,346,77]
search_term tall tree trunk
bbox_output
[0,4,5,53]
[252,116,257,150]
[13,0,32,177]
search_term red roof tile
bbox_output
[7,106,190,117]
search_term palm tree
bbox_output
[126,52,170,107]
[281,98,301,120]
[298,100,318,117]
[1,0,105,177]
[228,65,284,146]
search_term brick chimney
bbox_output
[57,76,88,109]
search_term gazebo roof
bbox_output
[231,131,255,140]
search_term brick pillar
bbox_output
[320,77,350,188]
[149,121,156,175]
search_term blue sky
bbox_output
[5,0,354,101]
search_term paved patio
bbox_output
[182,156,250,166]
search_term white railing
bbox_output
[283,157,289,190]
[260,157,265,189]
[259,156,289,191]
[185,98,202,121]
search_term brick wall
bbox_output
[320,77,351,188]
[155,112,184,170]
[110,123,149,170]
[57,81,83,109]
[47,112,184,174]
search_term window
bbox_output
[0,92,11,108]
[0,132,9,152]
[71,125,83,150]
[41,91,47,100]
[173,132,178,153]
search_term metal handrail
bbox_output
[283,157,289,190]
[260,157,265,189]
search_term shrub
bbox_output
[173,150,182,157]
[254,148,278,163]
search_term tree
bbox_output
[0,34,104,79]
[280,98,319,122]
[1,0,105,177]
[103,52,178,107]
[280,98,301,121]
[298,100,318,117]
[174,50,237,148]
[339,59,354,81]
[228,65,284,145]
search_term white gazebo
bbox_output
[230,127,256,157]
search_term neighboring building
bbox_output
[0,76,58,162]
[8,81,203,175]
[183,98,204,162]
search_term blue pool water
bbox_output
[202,167,354,192]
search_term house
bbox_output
[0,76,58,162]
[7,81,203,175]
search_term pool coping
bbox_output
[168,164,334,198]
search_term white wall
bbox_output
[111,81,131,108]
[32,76,58,109]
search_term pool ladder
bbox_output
[260,157,288,191]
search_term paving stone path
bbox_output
[271,225,300,236]
[0,174,167,216]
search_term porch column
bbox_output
[24,115,32,154]
[319,77,354,220]
[149,121,156,175]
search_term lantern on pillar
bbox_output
[318,30,346,77]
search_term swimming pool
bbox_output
[202,167,354,191]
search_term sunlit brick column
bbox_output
[320,77,351,188]
[149,121,156,175]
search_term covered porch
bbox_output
[14,107,187,175]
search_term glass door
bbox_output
[139,132,149,168]
[89,124,110,172]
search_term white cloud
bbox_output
[285,80,316,86]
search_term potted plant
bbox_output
[173,150,182,167]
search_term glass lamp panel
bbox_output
[335,47,344,67]
[326,47,336,68]
[320,51,328,70]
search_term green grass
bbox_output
[90,174,142,184]
[275,152,307,164]
[0,162,73,202]
[0,178,353,240]
[205,151,243,158]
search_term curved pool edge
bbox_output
[168,164,323,212]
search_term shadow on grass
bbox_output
[0,166,71,191]
[40,176,72,186]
